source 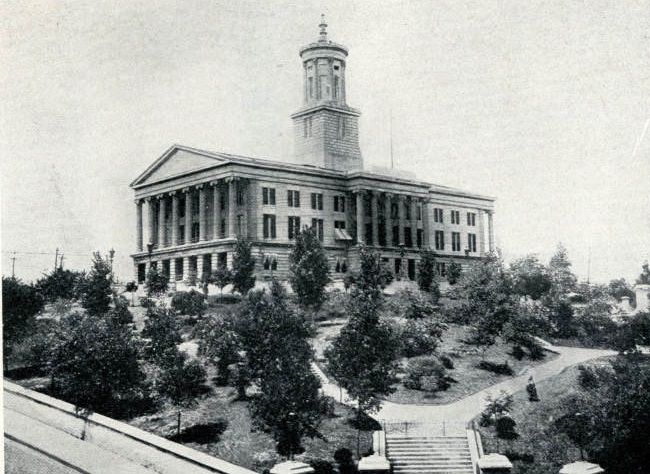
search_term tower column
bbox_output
[212,181,221,239]
[487,210,495,253]
[198,184,207,241]
[147,197,156,247]
[410,197,418,247]
[422,199,431,248]
[184,188,192,244]
[158,195,166,248]
[398,195,406,246]
[355,191,364,245]
[170,192,178,246]
[371,191,379,246]
[478,210,486,256]
[135,200,143,252]
[384,194,393,247]
[227,177,237,238]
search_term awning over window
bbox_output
[334,229,353,241]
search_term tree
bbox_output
[125,281,138,306]
[446,261,462,285]
[196,313,241,384]
[107,295,134,325]
[35,268,84,302]
[548,243,577,300]
[417,249,438,295]
[48,312,148,418]
[155,349,207,407]
[231,237,256,294]
[325,246,400,416]
[637,261,650,285]
[141,306,182,363]
[171,290,206,317]
[237,280,326,456]
[479,391,514,427]
[608,278,635,303]
[210,267,232,296]
[509,255,552,300]
[2,277,44,366]
[400,318,447,357]
[79,252,113,316]
[146,266,169,296]
[501,301,549,357]
[289,226,331,309]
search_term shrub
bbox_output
[477,360,514,376]
[334,448,357,474]
[403,356,452,392]
[401,319,446,357]
[439,354,455,369]
[527,341,546,360]
[171,290,206,317]
[504,450,534,463]
[140,297,156,308]
[108,296,133,325]
[496,415,518,439]
[511,345,525,360]
[308,459,335,474]
[207,293,241,305]
[157,352,208,405]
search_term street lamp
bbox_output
[108,248,115,280]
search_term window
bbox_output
[262,187,276,206]
[236,183,244,205]
[333,195,345,212]
[220,190,226,210]
[452,232,461,251]
[405,202,411,220]
[237,215,243,236]
[364,195,371,216]
[337,116,346,138]
[391,202,399,219]
[334,220,346,229]
[467,212,476,226]
[365,223,373,245]
[311,193,323,210]
[435,230,445,250]
[468,233,477,252]
[404,227,413,247]
[308,75,314,98]
[417,205,422,221]
[191,222,200,242]
[311,218,324,242]
[451,210,460,225]
[263,254,278,271]
[192,194,200,215]
[417,229,424,248]
[179,197,186,217]
[303,116,313,137]
[174,258,183,281]
[263,214,276,239]
[434,208,443,223]
[288,216,301,240]
[333,76,339,99]
[436,262,447,276]
[220,218,226,238]
[287,190,300,208]
[392,226,400,246]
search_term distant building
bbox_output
[130,18,496,285]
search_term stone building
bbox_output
[130,18,496,285]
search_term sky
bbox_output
[1,0,649,284]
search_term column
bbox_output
[384,194,392,247]
[212,182,221,239]
[169,257,176,283]
[355,191,364,244]
[197,255,204,281]
[170,192,179,246]
[184,188,192,244]
[228,178,237,238]
[371,191,379,246]
[410,197,418,247]
[198,184,207,241]
[422,199,431,248]
[487,210,495,253]
[136,200,143,251]
[397,195,405,246]
[147,197,156,247]
[158,195,166,248]
[478,210,486,256]
[182,256,190,282]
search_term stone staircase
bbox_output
[385,435,474,474]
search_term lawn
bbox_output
[473,356,615,474]
[312,321,558,406]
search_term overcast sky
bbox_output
[2,0,649,284]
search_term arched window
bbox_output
[263,256,270,270]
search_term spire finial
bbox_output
[319,14,328,42]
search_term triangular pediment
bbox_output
[131,145,227,187]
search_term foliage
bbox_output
[171,290,206,317]
[547,243,577,301]
[400,318,447,357]
[238,280,326,456]
[210,267,232,295]
[231,237,256,294]
[78,252,113,316]
[334,448,357,474]
[35,268,84,302]
[108,295,134,325]
[154,350,207,407]
[2,277,44,364]
[637,261,650,285]
[146,265,169,296]
[195,313,241,384]
[439,354,455,369]
[495,415,518,439]
[403,289,437,319]
[477,360,514,375]
[417,248,439,298]
[289,226,331,309]
[549,300,575,338]
[554,356,650,473]
[48,312,149,418]
[403,356,453,393]
[479,391,513,427]
[509,255,551,300]
[526,376,539,402]
[501,301,549,358]
[307,459,335,474]
[325,248,400,414]
[141,306,182,363]
[608,278,635,303]
[125,281,138,293]
[446,261,462,285]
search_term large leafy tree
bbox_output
[195,312,241,384]
[231,237,256,294]
[608,278,635,303]
[238,280,325,456]
[417,248,439,299]
[289,226,330,309]
[79,252,113,316]
[509,255,552,300]
[141,306,183,363]
[146,266,169,296]
[35,268,85,302]
[325,246,400,416]
[548,243,577,300]
[48,313,147,418]
[637,261,650,285]
[2,277,45,366]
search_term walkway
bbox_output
[313,343,616,424]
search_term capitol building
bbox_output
[130,18,495,285]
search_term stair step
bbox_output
[392,469,473,474]
[387,437,467,441]
[388,448,470,453]
[390,455,472,460]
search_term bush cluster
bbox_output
[477,360,514,376]
[403,356,453,393]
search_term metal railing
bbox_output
[380,420,468,437]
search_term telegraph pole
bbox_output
[54,248,59,271]
[11,251,16,278]
[59,253,65,270]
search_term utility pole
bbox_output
[54,248,59,271]
[11,251,16,278]
[59,253,65,270]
